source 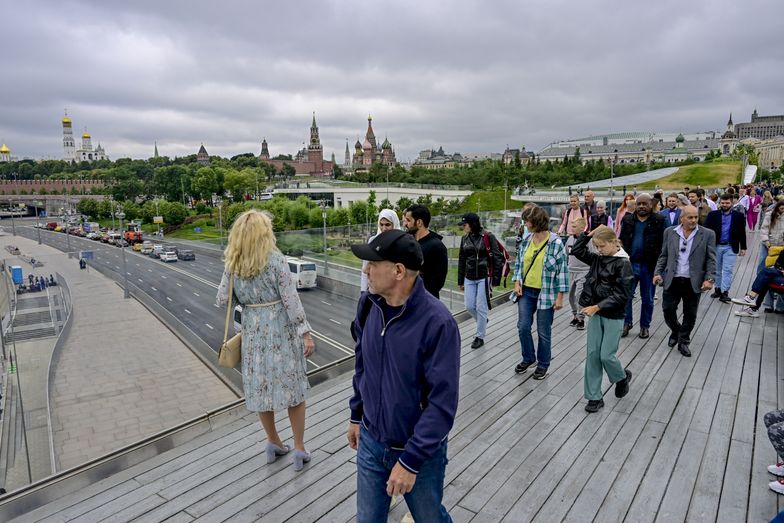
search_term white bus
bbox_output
[286,257,317,289]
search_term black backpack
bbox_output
[350,294,374,342]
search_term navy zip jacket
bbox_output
[349,278,460,474]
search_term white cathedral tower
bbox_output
[62,111,76,162]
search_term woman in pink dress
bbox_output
[747,188,762,231]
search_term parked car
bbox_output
[177,250,196,261]
[159,251,178,262]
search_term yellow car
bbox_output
[132,242,144,252]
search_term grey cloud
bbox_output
[1,0,782,161]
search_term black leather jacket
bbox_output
[571,233,633,320]
[458,231,502,285]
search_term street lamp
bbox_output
[35,201,42,245]
[115,208,129,299]
[320,201,328,271]
[216,198,224,250]
[61,210,71,253]
[9,199,16,236]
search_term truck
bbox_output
[124,221,144,244]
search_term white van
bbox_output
[286,257,317,289]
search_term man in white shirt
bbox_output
[653,206,716,357]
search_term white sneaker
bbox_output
[735,306,760,318]
[769,462,784,476]
[770,478,784,494]
[731,295,756,306]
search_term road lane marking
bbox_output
[151,286,157,291]
[193,292,200,296]
[205,323,214,330]
[329,318,342,325]
[166,296,172,302]
[176,283,182,287]
[138,279,143,283]
[184,309,191,314]
[321,300,332,306]
[160,275,167,279]
[148,269,152,273]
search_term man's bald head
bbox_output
[635,194,652,217]
[681,205,699,231]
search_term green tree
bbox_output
[281,163,296,180]
[191,167,218,201]
[76,198,98,218]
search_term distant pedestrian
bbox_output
[584,190,597,216]
[349,229,460,523]
[457,212,504,349]
[571,225,633,413]
[619,194,665,338]
[704,194,747,303]
[590,200,614,231]
[216,210,315,471]
[660,193,682,228]
[614,194,636,235]
[360,209,400,293]
[559,195,589,238]
[512,206,569,379]
[653,205,716,357]
[403,204,448,299]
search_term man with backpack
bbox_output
[403,204,449,299]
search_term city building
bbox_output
[258,113,334,176]
[196,144,210,165]
[502,146,534,165]
[735,109,784,140]
[754,137,784,170]
[553,130,717,148]
[413,146,471,169]
[62,112,108,162]
[351,116,397,170]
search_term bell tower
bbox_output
[307,112,324,172]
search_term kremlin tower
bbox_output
[62,111,76,162]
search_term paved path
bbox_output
[0,232,237,474]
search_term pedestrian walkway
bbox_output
[1,234,783,521]
[0,232,237,479]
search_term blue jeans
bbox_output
[715,244,737,293]
[625,262,654,328]
[517,286,555,369]
[356,425,451,523]
[463,278,488,339]
[757,244,784,310]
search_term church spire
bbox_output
[154,141,159,158]
[727,113,733,126]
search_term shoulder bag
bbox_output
[218,274,242,368]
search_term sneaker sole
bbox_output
[532,373,547,380]
[730,298,755,306]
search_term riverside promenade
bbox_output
[0,231,236,487]
[0,233,782,521]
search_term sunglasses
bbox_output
[680,239,688,253]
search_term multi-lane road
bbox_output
[14,223,358,372]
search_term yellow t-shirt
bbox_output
[523,237,548,289]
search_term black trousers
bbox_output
[662,277,702,345]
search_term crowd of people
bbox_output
[215,178,784,521]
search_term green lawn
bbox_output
[638,160,742,190]
[459,190,526,213]
[164,219,224,240]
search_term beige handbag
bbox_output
[218,275,241,368]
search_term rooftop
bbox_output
[1,237,782,521]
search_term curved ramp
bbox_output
[743,164,758,185]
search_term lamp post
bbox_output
[62,210,71,253]
[35,201,41,245]
[116,208,129,299]
[155,199,162,237]
[9,199,16,236]
[217,198,224,250]
[320,201,328,270]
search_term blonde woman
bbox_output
[216,210,315,471]
[570,225,633,413]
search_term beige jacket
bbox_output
[760,210,784,246]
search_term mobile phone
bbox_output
[510,293,519,303]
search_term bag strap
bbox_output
[223,274,234,343]
[350,293,375,342]
[482,233,494,279]
[521,239,548,285]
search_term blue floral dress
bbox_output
[216,251,311,412]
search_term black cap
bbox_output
[458,212,480,226]
[351,230,423,271]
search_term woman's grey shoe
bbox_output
[293,449,311,471]
[266,442,290,464]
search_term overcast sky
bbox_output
[1,0,782,162]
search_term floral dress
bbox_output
[216,251,311,412]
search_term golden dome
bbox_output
[82,132,91,139]
[0,144,9,153]
[62,116,72,124]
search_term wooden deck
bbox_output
[8,237,784,522]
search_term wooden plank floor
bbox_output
[11,235,784,522]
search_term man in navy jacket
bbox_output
[704,193,747,302]
[660,193,682,228]
[349,229,460,523]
